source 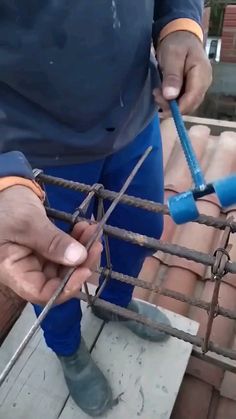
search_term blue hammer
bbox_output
[167,99,236,224]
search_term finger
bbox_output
[15,270,87,305]
[0,243,52,302]
[26,213,88,267]
[159,46,185,100]
[44,267,93,304]
[4,187,88,268]
[42,260,59,279]
[12,261,92,305]
[73,222,102,247]
[178,64,208,114]
[16,270,56,304]
[153,88,170,113]
[62,267,92,296]
[59,240,103,284]
[0,240,101,305]
[71,221,90,240]
[35,252,58,279]
[81,241,103,271]
[0,243,69,304]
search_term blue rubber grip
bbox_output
[168,191,199,224]
[169,100,206,190]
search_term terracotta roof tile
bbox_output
[156,268,198,315]
[205,132,236,181]
[171,375,213,419]
[215,396,236,419]
[161,118,178,170]
[188,280,236,387]
[220,336,236,400]
[188,223,236,387]
[164,125,209,189]
[139,118,236,418]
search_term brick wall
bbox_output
[221,5,236,63]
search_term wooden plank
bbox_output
[60,300,199,419]
[160,114,236,130]
[182,115,236,130]
[0,285,103,419]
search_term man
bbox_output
[0,1,211,416]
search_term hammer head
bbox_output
[168,190,199,225]
[213,174,236,208]
[168,174,236,225]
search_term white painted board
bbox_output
[0,285,103,419]
[60,300,199,419]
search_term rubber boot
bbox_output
[58,338,112,417]
[92,299,171,342]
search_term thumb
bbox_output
[29,215,88,266]
[161,50,185,101]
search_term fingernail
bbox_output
[163,86,180,99]
[64,243,87,264]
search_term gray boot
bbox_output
[92,299,171,342]
[58,338,112,417]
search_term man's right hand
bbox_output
[0,186,103,305]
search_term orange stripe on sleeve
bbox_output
[0,177,45,201]
[159,18,203,43]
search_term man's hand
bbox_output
[0,186,102,305]
[153,31,212,117]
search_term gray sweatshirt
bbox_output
[0,1,202,166]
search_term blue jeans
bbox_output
[34,116,164,356]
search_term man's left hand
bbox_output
[153,31,212,117]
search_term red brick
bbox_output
[221,56,236,63]
[225,5,236,12]
[221,42,236,51]
[223,22,236,28]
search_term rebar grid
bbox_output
[37,170,236,371]
[1,146,236,388]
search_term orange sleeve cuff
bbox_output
[0,177,45,201]
[159,18,203,43]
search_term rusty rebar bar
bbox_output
[77,291,236,361]
[45,207,236,274]
[93,267,236,321]
[38,173,236,232]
